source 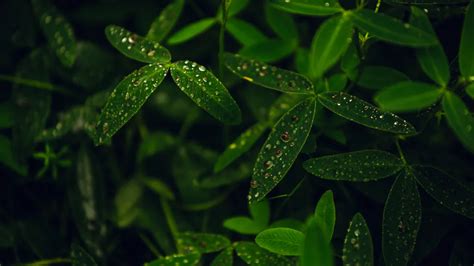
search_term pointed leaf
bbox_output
[318,92,417,134]
[442,91,474,153]
[211,247,234,266]
[147,0,185,42]
[314,190,336,241]
[71,244,97,266]
[249,98,316,203]
[300,218,334,266]
[177,232,231,254]
[223,217,266,235]
[146,253,201,266]
[343,213,374,266]
[268,94,306,124]
[226,18,267,46]
[460,1,474,79]
[168,18,217,45]
[234,241,293,266]
[255,227,304,256]
[347,65,410,90]
[270,0,343,16]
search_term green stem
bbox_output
[160,197,179,247]
[19,258,71,266]
[218,0,228,78]
[0,74,72,95]
[139,232,162,258]
[395,138,407,165]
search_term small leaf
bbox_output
[211,247,234,266]
[347,65,410,90]
[95,63,168,145]
[270,0,343,16]
[349,9,437,47]
[168,18,217,45]
[318,92,417,134]
[226,18,268,46]
[146,0,185,42]
[249,98,316,203]
[105,25,171,64]
[171,60,241,125]
[459,1,474,79]
[71,243,97,266]
[177,232,231,254]
[255,227,304,256]
[239,39,296,63]
[265,4,298,41]
[309,14,353,80]
[234,241,293,266]
[413,165,474,219]
[145,253,201,266]
[223,217,266,235]
[382,170,421,266]
[325,73,348,92]
[200,163,251,188]
[343,213,374,266]
[300,218,334,266]
[466,83,474,99]
[250,199,271,226]
[224,53,313,94]
[314,190,336,241]
[303,150,403,181]
[374,81,443,113]
[442,91,474,153]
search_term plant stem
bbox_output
[19,258,71,266]
[160,197,179,247]
[139,232,162,258]
[395,138,407,165]
[218,0,228,78]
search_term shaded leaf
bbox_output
[265,4,298,41]
[223,217,266,235]
[137,131,177,162]
[442,91,474,153]
[314,190,336,241]
[239,39,296,63]
[168,18,217,45]
[348,65,410,90]
[268,94,306,124]
[343,213,374,266]
[147,0,185,42]
[0,102,14,129]
[200,163,251,188]
[218,0,250,17]
[115,179,143,227]
[234,241,293,266]
[255,227,304,256]
[467,83,474,99]
[0,135,27,176]
[300,217,334,266]
[325,73,348,92]
[459,1,474,78]
[146,253,201,266]
[71,243,97,266]
[211,247,234,266]
[250,199,271,226]
[270,0,343,16]
[177,232,231,254]
[226,18,267,46]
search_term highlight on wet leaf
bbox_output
[249,98,316,203]
[300,217,334,266]
[145,253,201,266]
[167,18,217,45]
[459,1,474,79]
[270,0,343,16]
[234,241,293,266]
[442,91,474,153]
[146,0,185,42]
[268,94,307,124]
[318,92,417,135]
[170,60,242,125]
[347,65,410,90]
[177,232,231,254]
[255,227,304,256]
[314,190,336,241]
[105,25,171,63]
[342,213,374,266]
[224,53,313,94]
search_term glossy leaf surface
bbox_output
[147,0,185,42]
[255,227,304,255]
[234,241,293,266]
[343,213,374,266]
[459,1,474,78]
[177,232,231,254]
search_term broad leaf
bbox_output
[265,4,298,41]
[303,150,403,181]
[347,65,410,90]
[223,217,266,235]
[177,232,231,254]
[147,0,185,42]
[211,247,233,266]
[95,63,168,145]
[318,92,417,134]
[459,1,474,79]
[234,241,293,266]
[314,190,336,241]
[255,227,304,256]
[71,244,97,266]
[146,253,201,266]
[249,98,316,203]
[300,218,334,266]
[270,0,343,16]
[442,91,474,153]
[224,53,313,94]
[239,39,296,63]
[168,18,217,45]
[171,60,242,125]
[226,18,267,46]
[343,213,374,266]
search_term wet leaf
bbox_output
[347,65,410,90]
[171,60,241,125]
[314,190,336,241]
[226,18,268,46]
[105,25,171,63]
[239,39,296,63]
[342,213,374,266]
[459,1,474,79]
[270,0,343,16]
[147,0,185,42]
[177,232,231,254]
[267,94,306,124]
[249,98,316,203]
[145,253,201,266]
[318,92,417,134]
[211,247,234,266]
[303,150,403,181]
[265,4,298,41]
[442,91,474,153]
[71,243,97,266]
[300,217,334,266]
[255,227,304,256]
[234,241,293,266]
[168,18,217,45]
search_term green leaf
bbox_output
[0,135,27,176]
[211,247,234,266]
[105,25,171,64]
[0,102,14,129]
[239,39,296,63]
[249,98,316,203]
[255,227,304,256]
[146,253,201,266]
[226,18,268,46]
[341,41,360,74]
[95,63,168,145]
[459,1,474,79]
[215,122,268,172]
[32,0,77,67]
[270,0,343,16]
[170,60,242,125]
[250,199,271,226]
[349,9,437,47]
[382,170,421,266]
[71,243,97,266]
[265,4,298,41]
[303,150,403,181]
[234,241,293,266]
[314,190,336,241]
[140,177,175,200]
[268,94,306,124]
[146,0,185,42]
[223,217,266,235]
[466,83,474,99]
[309,14,353,80]
[300,218,334,266]
[325,73,348,92]
[167,18,217,45]
[442,91,474,153]
[177,232,231,254]
[348,65,410,90]
[224,53,313,94]
[413,165,474,219]
[137,131,177,162]
[318,92,417,134]
[115,179,143,227]
[218,0,250,18]
[200,163,251,188]
[342,213,374,266]
[374,81,443,113]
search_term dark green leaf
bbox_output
[300,218,334,266]
[140,177,175,200]
[265,4,298,41]
[239,39,296,63]
[115,179,143,227]
[0,135,27,176]
[71,243,97,266]
[255,227,304,256]
[314,190,336,241]
[348,65,410,90]
[211,247,234,266]
[226,18,268,46]
[459,1,474,78]
[466,83,474,99]
[343,213,374,266]
[442,91,474,153]
[147,0,185,42]
[270,0,343,16]
[168,18,217,45]
[200,163,251,188]
[250,199,271,226]
[223,217,266,235]
[218,0,250,17]
[341,41,360,74]
[325,73,348,92]
[234,241,293,266]
[146,253,201,266]
[137,131,177,162]
[177,232,231,254]
[0,102,14,129]
[267,94,306,124]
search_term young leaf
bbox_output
[177,232,231,254]
[300,218,334,266]
[314,190,336,241]
[343,213,374,266]
[170,60,242,125]
[249,98,316,203]
[309,14,353,80]
[303,150,403,181]
[318,92,417,134]
[413,165,474,219]
[71,244,97,266]
[442,91,474,153]
[374,81,443,113]
[265,4,298,41]
[459,1,474,79]
[270,0,343,16]
[211,247,233,266]
[347,65,410,90]
[349,9,437,47]
[105,25,171,64]
[255,227,304,256]
[95,63,168,145]
[145,253,201,266]
[146,0,185,42]
[226,18,268,46]
[382,170,421,266]
[224,53,313,94]
[239,39,296,63]
[223,217,266,235]
[234,241,293,266]
[167,18,217,45]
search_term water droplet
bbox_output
[250,180,258,188]
[280,131,290,142]
[275,149,282,157]
[198,65,206,72]
[263,160,273,169]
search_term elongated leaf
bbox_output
[177,232,231,254]
[223,217,266,235]
[268,93,306,124]
[349,9,437,47]
[71,244,97,266]
[95,63,168,145]
[442,91,474,153]
[239,39,296,63]
[265,4,298,41]
[168,18,216,45]
[382,170,421,266]
[466,83,474,99]
[226,18,267,46]
[140,177,175,200]
[300,218,334,266]
[460,1,474,79]
[224,53,313,94]
[147,0,185,42]
[255,227,304,256]
[348,65,410,90]
[218,0,250,18]
[343,213,374,266]
[249,98,316,203]
[314,190,336,241]
[211,247,233,266]
[310,14,353,79]
[318,92,417,134]
[171,60,241,124]
[304,150,403,181]
[146,253,201,266]
[270,0,343,16]
[234,242,293,266]
[413,165,474,219]
[374,81,443,112]
[115,179,143,227]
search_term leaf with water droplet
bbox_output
[171,60,241,125]
[413,165,474,219]
[211,247,233,266]
[270,0,343,16]
[177,232,231,254]
[249,98,316,203]
[145,253,201,266]
[300,217,334,266]
[459,1,474,79]
[167,18,217,45]
[343,213,374,266]
[268,94,306,124]
[105,25,171,63]
[234,241,293,266]
[224,53,313,94]
[382,170,421,266]
[349,8,437,47]
[226,18,268,46]
[95,63,168,145]
[255,227,304,256]
[347,65,410,90]
[318,92,417,134]
[314,190,336,241]
[442,91,474,153]
[146,0,185,42]
[239,38,296,63]
[71,243,97,266]
[303,150,403,182]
